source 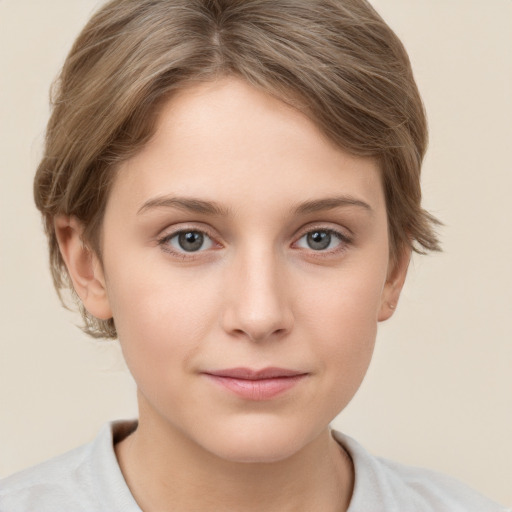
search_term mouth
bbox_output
[202,367,309,400]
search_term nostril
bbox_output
[228,325,289,343]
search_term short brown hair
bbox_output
[34,0,440,339]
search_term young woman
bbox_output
[1,1,508,510]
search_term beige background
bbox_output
[1,0,511,506]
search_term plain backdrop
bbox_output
[0,0,511,506]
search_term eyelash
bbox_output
[157,226,219,260]
[156,225,353,259]
[293,227,352,257]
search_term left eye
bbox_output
[295,230,344,251]
[166,230,214,252]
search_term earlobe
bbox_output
[54,216,112,320]
[378,246,411,322]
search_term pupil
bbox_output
[307,231,331,250]
[178,231,204,252]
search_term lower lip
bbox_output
[204,374,307,400]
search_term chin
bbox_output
[209,439,303,464]
[193,415,321,464]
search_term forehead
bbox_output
[108,77,385,216]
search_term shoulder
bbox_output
[0,420,140,512]
[332,430,509,512]
[0,439,97,511]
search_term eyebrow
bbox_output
[292,196,373,215]
[137,196,231,216]
[137,194,372,217]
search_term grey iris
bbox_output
[178,231,204,252]
[307,231,331,250]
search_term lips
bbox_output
[203,367,308,400]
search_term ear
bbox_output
[378,246,411,322]
[54,215,112,320]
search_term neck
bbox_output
[115,407,353,512]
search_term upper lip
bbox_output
[204,367,307,380]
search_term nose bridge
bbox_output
[222,239,293,342]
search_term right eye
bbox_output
[159,230,215,253]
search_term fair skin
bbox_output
[56,77,409,511]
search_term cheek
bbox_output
[105,261,221,380]
[299,256,386,338]
[297,263,385,395]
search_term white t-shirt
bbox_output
[0,420,508,512]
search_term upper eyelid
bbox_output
[158,223,218,240]
[293,223,352,241]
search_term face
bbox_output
[87,78,404,463]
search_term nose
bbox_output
[221,244,294,343]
